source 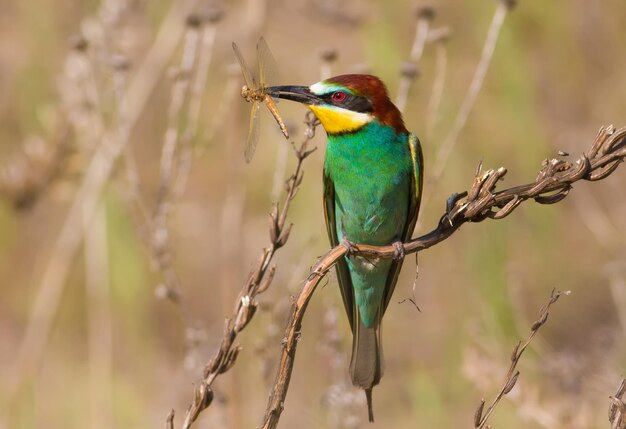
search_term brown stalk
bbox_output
[6,0,197,405]
[424,27,450,140]
[175,114,319,429]
[260,124,626,429]
[83,202,114,429]
[150,15,203,301]
[609,378,626,429]
[424,0,515,211]
[395,6,435,113]
[473,289,569,428]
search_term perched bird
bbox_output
[270,75,423,422]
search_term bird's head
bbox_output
[270,74,407,135]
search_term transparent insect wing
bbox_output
[256,37,278,91]
[244,101,261,163]
[232,41,254,89]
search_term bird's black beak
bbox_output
[268,85,322,105]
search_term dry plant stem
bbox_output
[425,37,448,140]
[260,125,626,429]
[426,0,512,207]
[83,202,113,429]
[5,0,195,405]
[474,289,568,428]
[395,11,432,113]
[156,23,200,201]
[151,20,202,289]
[173,22,218,198]
[148,20,201,311]
[609,378,626,429]
[177,116,319,429]
[319,47,337,81]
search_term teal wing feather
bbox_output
[323,170,355,332]
[382,133,424,312]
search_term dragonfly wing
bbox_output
[232,42,254,88]
[244,101,261,163]
[257,37,278,90]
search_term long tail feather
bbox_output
[350,314,383,422]
[365,388,374,422]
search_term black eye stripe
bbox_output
[322,92,373,113]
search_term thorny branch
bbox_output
[473,289,569,429]
[174,113,319,429]
[260,125,626,429]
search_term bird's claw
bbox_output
[341,238,358,256]
[392,241,405,260]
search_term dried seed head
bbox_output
[204,349,224,376]
[198,385,214,411]
[319,47,338,62]
[501,0,517,10]
[257,266,276,294]
[220,347,241,372]
[416,5,436,21]
[186,13,203,28]
[510,341,521,362]
[276,223,293,248]
[531,311,549,331]
[503,371,520,394]
[69,35,88,52]
[474,399,485,427]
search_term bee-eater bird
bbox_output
[270,75,423,422]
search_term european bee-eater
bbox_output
[270,75,423,422]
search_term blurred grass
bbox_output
[1,0,626,428]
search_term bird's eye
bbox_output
[332,91,346,102]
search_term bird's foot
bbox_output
[340,238,358,256]
[392,241,405,260]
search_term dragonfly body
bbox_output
[232,38,289,162]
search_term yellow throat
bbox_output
[308,104,373,134]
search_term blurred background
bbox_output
[1,0,626,428]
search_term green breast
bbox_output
[325,122,412,245]
[325,122,413,327]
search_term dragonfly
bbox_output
[232,37,289,163]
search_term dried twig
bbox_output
[424,0,515,209]
[473,289,569,428]
[174,9,222,198]
[424,27,450,140]
[319,47,338,81]
[260,124,626,429]
[0,128,72,210]
[395,6,435,113]
[5,0,196,406]
[610,378,626,429]
[150,14,204,301]
[175,114,319,429]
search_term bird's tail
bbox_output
[350,314,383,423]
